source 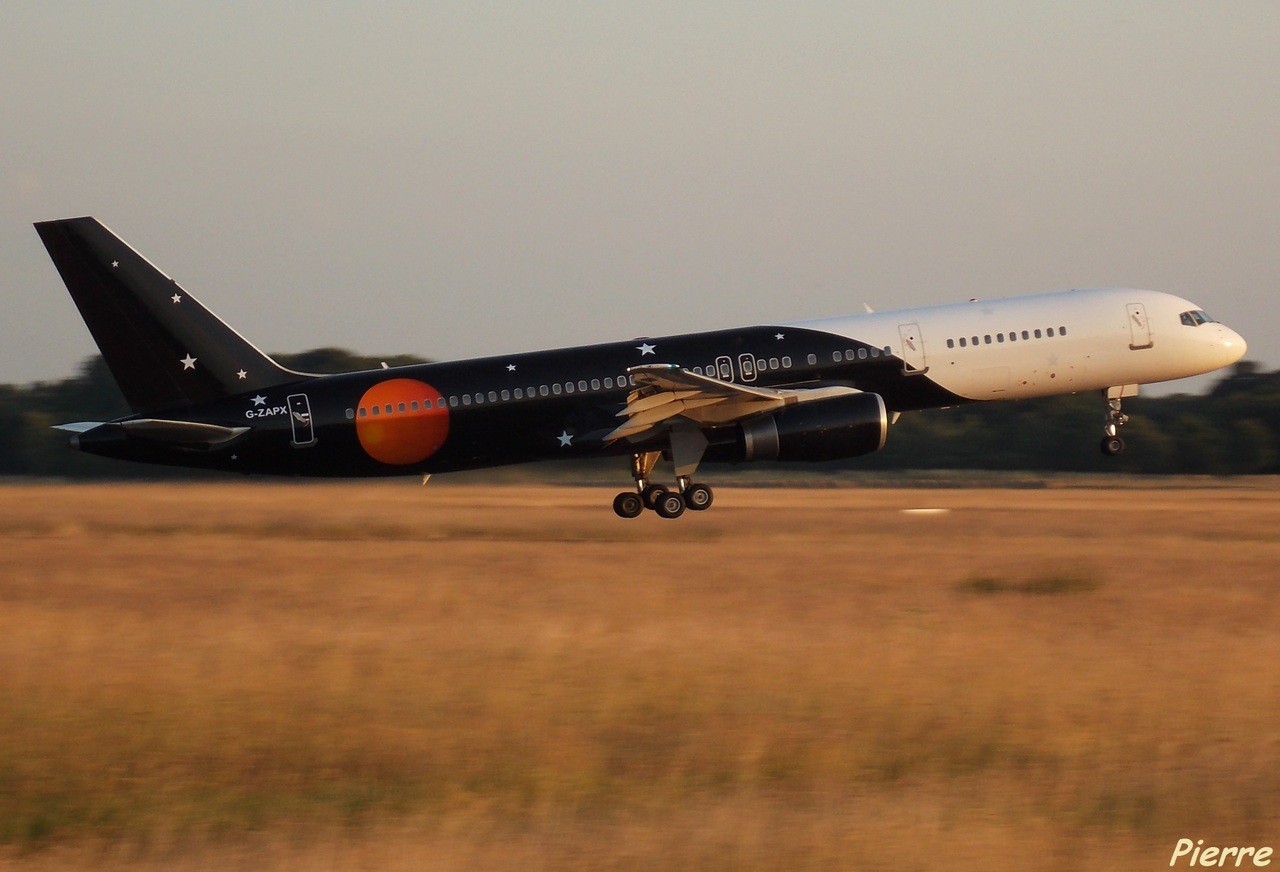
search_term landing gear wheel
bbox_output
[655,491,686,519]
[1100,391,1131,458]
[641,483,669,509]
[684,482,714,511]
[613,491,644,519]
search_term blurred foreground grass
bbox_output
[0,482,1277,870]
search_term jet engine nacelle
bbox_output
[712,392,889,463]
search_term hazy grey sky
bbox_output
[3,3,1277,393]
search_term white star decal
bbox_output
[557,430,573,447]
[775,332,785,340]
[637,342,656,356]
[111,261,119,268]
[180,354,197,370]
[172,294,182,304]
[251,394,267,406]
[237,370,248,380]
[507,364,517,372]
[230,454,238,461]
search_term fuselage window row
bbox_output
[349,354,815,420]
[946,326,1067,350]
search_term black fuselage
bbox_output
[77,325,959,476]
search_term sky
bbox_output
[2,3,1277,395]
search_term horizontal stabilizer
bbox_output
[63,418,251,454]
[118,418,250,446]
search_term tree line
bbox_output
[0,352,1275,478]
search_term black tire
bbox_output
[655,491,686,519]
[1100,435,1125,456]
[613,491,644,519]
[641,483,668,509]
[684,483,713,511]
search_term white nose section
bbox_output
[1217,326,1247,365]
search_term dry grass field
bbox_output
[0,481,1276,871]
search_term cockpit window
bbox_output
[1180,310,1214,327]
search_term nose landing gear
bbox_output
[1100,385,1136,456]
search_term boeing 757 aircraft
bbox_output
[36,217,1246,518]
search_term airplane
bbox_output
[35,216,1247,519]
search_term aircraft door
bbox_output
[897,322,928,373]
[738,353,757,382]
[716,356,733,381]
[1127,303,1153,350]
[287,393,317,447]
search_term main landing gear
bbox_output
[1100,385,1134,456]
[613,425,715,520]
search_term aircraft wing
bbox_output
[605,364,860,443]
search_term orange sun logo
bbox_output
[355,378,450,465]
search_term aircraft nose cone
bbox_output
[1218,325,1247,365]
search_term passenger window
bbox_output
[1046,327,1055,337]
[1021,330,1029,340]
[997,333,1004,343]
[782,356,792,367]
[1009,332,1017,342]
[462,395,471,406]
[500,390,509,401]
[605,377,614,387]
[807,354,817,365]
[1059,325,1067,335]
[398,402,406,412]
[578,380,588,392]
[959,337,967,347]
[984,335,991,345]
[385,404,393,414]
[833,351,842,363]
[564,382,574,394]
[514,388,523,399]
[972,336,979,346]
[1034,329,1042,338]
[947,339,954,348]
[541,385,550,397]
[769,358,779,369]
[438,397,447,408]
[358,407,367,417]
[372,406,380,416]
[345,408,354,420]
[448,396,458,408]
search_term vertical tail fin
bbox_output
[35,217,307,414]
